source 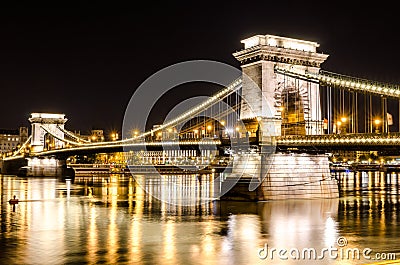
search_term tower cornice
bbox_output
[233,44,329,67]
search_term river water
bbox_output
[0,171,399,265]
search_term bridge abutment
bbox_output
[1,157,74,180]
[259,153,338,200]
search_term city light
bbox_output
[111,132,119,141]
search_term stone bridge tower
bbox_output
[29,113,67,153]
[233,34,329,139]
[226,35,338,200]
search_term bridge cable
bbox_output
[274,67,400,99]
[56,126,91,143]
[9,135,32,157]
[39,125,87,147]
[67,77,243,147]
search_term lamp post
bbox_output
[336,121,342,134]
[207,125,212,137]
[340,117,347,133]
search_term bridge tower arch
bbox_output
[233,34,329,138]
[29,113,68,153]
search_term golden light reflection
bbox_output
[87,207,98,263]
[2,171,400,264]
[202,222,216,257]
[129,218,142,264]
[162,221,176,263]
[260,199,339,260]
[368,171,373,189]
[107,200,118,264]
[134,176,145,216]
[324,217,337,247]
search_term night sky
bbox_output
[1,4,399,135]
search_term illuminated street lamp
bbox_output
[374,119,381,133]
[111,132,119,141]
[207,125,212,137]
[235,126,240,137]
[340,117,347,133]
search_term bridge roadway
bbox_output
[4,133,400,160]
[275,133,400,152]
[21,140,222,158]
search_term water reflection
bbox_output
[334,170,400,195]
[0,172,399,264]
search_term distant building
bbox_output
[90,129,105,142]
[0,127,29,153]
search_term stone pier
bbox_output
[0,157,74,179]
[221,152,339,201]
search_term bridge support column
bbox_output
[259,153,339,200]
[225,152,339,200]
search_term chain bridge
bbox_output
[3,34,400,200]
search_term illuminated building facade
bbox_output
[0,127,28,153]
